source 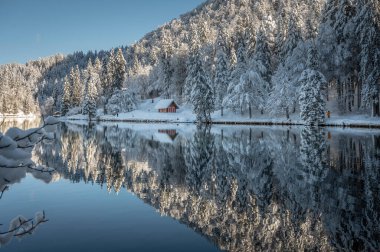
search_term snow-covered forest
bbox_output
[0,0,379,123]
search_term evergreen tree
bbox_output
[93,57,103,97]
[82,60,98,120]
[281,14,302,61]
[356,0,380,116]
[187,30,214,123]
[191,58,215,123]
[105,49,116,95]
[299,45,327,125]
[214,49,229,116]
[114,48,126,91]
[61,76,71,115]
[70,66,82,107]
[184,25,201,103]
[159,29,174,98]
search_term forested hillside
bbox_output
[0,0,379,123]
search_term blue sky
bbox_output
[0,0,205,64]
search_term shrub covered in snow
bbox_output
[106,90,138,116]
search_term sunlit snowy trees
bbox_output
[70,66,82,108]
[82,60,98,120]
[61,76,71,115]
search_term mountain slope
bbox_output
[0,0,379,119]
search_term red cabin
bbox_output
[155,99,179,113]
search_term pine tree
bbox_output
[82,60,98,120]
[114,48,126,91]
[159,29,174,98]
[191,58,215,123]
[187,30,214,123]
[356,0,380,116]
[299,45,327,125]
[214,48,229,116]
[70,66,82,107]
[61,76,71,115]
[250,29,272,114]
[105,49,116,96]
[184,25,201,103]
[93,57,103,97]
[281,14,302,61]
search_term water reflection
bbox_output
[0,118,55,247]
[33,122,380,251]
[0,118,41,132]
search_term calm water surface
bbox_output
[1,121,379,251]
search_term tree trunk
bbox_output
[249,105,252,119]
[373,98,380,117]
[286,107,290,119]
[221,106,224,117]
[357,81,361,109]
[249,128,252,144]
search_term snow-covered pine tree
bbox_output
[231,31,247,83]
[280,14,302,61]
[187,30,214,123]
[214,33,230,116]
[356,0,380,116]
[105,49,116,95]
[184,24,201,104]
[159,29,174,98]
[82,60,98,120]
[249,29,271,114]
[52,78,60,108]
[61,76,71,115]
[70,66,82,107]
[93,57,103,97]
[299,45,327,125]
[114,48,126,91]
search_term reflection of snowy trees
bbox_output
[0,117,58,247]
[36,123,380,251]
[184,126,214,194]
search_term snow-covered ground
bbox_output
[63,98,380,128]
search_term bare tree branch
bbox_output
[0,211,48,238]
[0,186,8,199]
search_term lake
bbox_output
[1,121,380,251]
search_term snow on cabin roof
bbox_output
[154,99,179,109]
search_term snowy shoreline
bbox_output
[61,99,380,129]
[62,115,380,129]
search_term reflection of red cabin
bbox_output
[158,129,178,140]
[155,99,179,113]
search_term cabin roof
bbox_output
[154,99,179,109]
